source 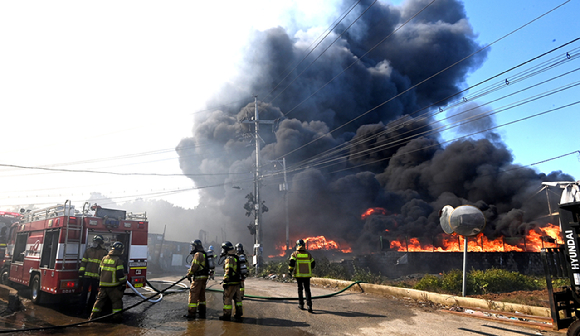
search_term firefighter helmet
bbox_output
[235,243,244,254]
[111,241,124,251]
[93,234,104,242]
[191,239,203,251]
[221,241,234,252]
[296,239,305,247]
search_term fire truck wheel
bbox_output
[30,274,43,304]
[568,319,580,336]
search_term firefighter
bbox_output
[219,241,243,321]
[288,239,316,313]
[89,241,126,321]
[235,243,249,298]
[78,234,108,315]
[184,239,209,319]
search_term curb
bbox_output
[310,277,551,318]
[0,284,20,312]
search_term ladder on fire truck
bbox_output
[62,200,83,270]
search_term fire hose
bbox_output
[0,275,188,334]
[0,277,363,333]
[144,278,365,300]
[127,281,163,303]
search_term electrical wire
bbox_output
[266,0,380,106]
[260,0,365,103]
[273,39,580,175]
[271,1,572,163]
[276,77,580,176]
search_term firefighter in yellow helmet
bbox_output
[219,241,243,321]
[184,239,210,319]
[288,239,316,313]
[89,241,126,321]
[78,234,108,315]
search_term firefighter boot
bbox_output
[219,315,231,321]
[307,305,313,313]
[88,311,99,321]
[183,308,196,319]
[198,305,206,319]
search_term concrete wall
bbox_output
[341,252,545,279]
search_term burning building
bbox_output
[175,0,574,262]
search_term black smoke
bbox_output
[176,0,574,254]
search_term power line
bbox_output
[280,0,438,119]
[272,0,572,163]
[262,98,580,179]
[266,0,379,105]
[0,163,251,177]
[260,0,364,103]
[277,44,580,174]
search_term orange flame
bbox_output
[388,223,562,252]
[268,235,352,257]
[268,243,288,258]
[361,207,387,220]
[268,224,562,257]
[304,236,352,253]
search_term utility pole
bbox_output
[270,158,290,253]
[281,158,290,253]
[242,96,274,275]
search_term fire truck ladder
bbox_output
[62,200,81,270]
[541,246,580,330]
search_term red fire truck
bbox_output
[0,201,148,304]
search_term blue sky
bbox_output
[0,0,578,212]
[460,0,580,181]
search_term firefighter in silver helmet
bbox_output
[184,239,209,319]
[288,239,316,313]
[90,241,126,321]
[78,234,108,315]
[219,241,243,321]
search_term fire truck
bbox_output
[0,201,148,304]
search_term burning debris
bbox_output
[176,0,574,256]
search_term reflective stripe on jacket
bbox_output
[79,246,108,278]
[188,251,208,280]
[99,250,126,287]
[223,255,240,284]
[289,248,315,278]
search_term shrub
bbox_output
[413,274,443,293]
[351,264,383,284]
[469,268,542,294]
[258,260,287,278]
[313,257,349,280]
[413,268,544,295]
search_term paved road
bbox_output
[0,276,564,335]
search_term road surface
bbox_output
[0,276,563,335]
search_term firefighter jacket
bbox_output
[223,254,241,285]
[188,251,209,280]
[79,245,108,279]
[289,248,315,278]
[98,250,126,287]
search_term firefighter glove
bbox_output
[288,272,293,279]
[78,272,84,278]
[186,274,192,282]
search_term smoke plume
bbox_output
[176,0,574,254]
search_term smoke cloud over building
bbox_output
[176,0,574,254]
